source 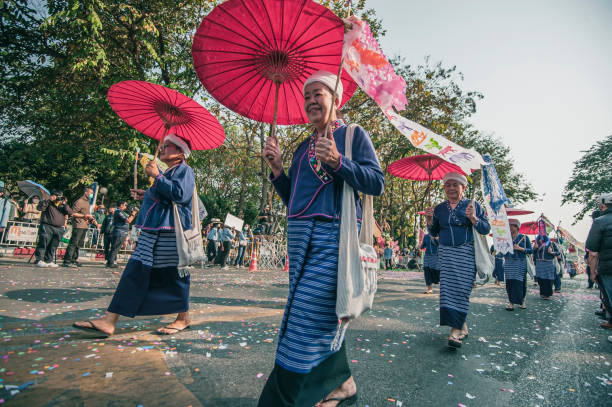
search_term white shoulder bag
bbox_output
[333,124,379,350]
[173,186,205,273]
[473,210,494,284]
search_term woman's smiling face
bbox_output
[303,82,338,127]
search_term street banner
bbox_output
[342,15,484,173]
[480,155,513,254]
[7,224,38,243]
[224,213,244,231]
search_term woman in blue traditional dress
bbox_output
[491,244,505,285]
[534,234,560,300]
[420,233,440,294]
[425,172,491,349]
[73,134,195,336]
[503,219,533,310]
[257,71,384,407]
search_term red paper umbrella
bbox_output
[388,154,466,206]
[191,0,357,127]
[519,221,540,235]
[388,154,465,181]
[505,207,534,216]
[107,80,225,157]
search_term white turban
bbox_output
[598,193,612,205]
[165,134,191,158]
[442,171,467,186]
[303,70,343,103]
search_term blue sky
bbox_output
[365,0,612,241]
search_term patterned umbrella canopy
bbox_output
[107,80,225,152]
[387,154,465,181]
[191,0,357,125]
[505,207,534,216]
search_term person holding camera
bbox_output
[34,191,73,267]
[107,200,137,269]
[62,186,97,268]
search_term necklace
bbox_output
[308,119,344,182]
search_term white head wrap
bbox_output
[165,134,191,158]
[598,193,612,205]
[442,171,467,187]
[303,70,343,103]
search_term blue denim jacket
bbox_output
[134,161,195,231]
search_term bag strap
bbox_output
[343,124,374,246]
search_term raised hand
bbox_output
[465,201,477,224]
[263,135,283,177]
[315,126,341,168]
[130,189,145,201]
[145,161,159,178]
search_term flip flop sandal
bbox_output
[459,332,469,340]
[321,393,357,406]
[72,320,111,338]
[423,290,434,294]
[448,336,462,349]
[157,325,191,335]
[505,306,514,311]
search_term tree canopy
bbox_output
[0,0,536,246]
[562,135,612,222]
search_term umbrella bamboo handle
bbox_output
[153,126,171,161]
[134,148,140,190]
[265,82,281,161]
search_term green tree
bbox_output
[0,0,536,245]
[562,135,612,222]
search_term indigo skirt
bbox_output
[108,231,190,317]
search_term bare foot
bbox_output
[316,376,357,407]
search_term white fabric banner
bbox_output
[342,15,484,173]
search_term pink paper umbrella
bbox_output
[387,154,466,205]
[107,80,225,158]
[191,0,357,133]
[505,207,534,216]
[519,221,540,235]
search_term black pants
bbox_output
[206,240,217,262]
[219,241,231,266]
[103,233,112,262]
[35,223,63,263]
[64,228,87,264]
[586,266,594,288]
[538,278,553,297]
[108,232,127,265]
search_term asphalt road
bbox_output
[0,258,610,406]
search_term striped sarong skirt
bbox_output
[276,219,345,374]
[535,260,555,280]
[438,242,476,329]
[423,253,439,270]
[108,230,190,317]
[504,257,526,282]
